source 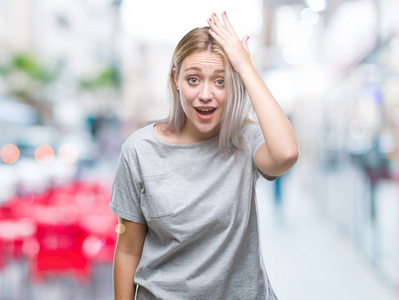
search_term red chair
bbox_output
[30,222,89,282]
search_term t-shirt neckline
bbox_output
[149,124,219,149]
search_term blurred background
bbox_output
[0,0,398,299]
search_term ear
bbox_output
[173,67,178,86]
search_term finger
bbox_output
[211,12,224,29]
[242,36,250,54]
[207,15,228,40]
[221,11,238,36]
[207,17,223,36]
[211,12,232,39]
[208,28,224,45]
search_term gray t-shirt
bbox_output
[109,123,278,300]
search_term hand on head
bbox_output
[207,12,252,75]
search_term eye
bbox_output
[216,79,225,87]
[187,77,199,84]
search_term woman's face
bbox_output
[175,51,227,141]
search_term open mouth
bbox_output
[195,108,216,116]
[194,107,217,121]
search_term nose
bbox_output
[198,82,213,102]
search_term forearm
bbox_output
[239,64,299,162]
[113,250,142,300]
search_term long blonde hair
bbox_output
[156,26,253,155]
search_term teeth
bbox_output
[197,108,214,111]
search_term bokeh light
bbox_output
[82,235,106,258]
[0,144,20,164]
[34,145,54,164]
[115,223,126,234]
[58,144,79,164]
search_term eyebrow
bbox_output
[184,67,225,74]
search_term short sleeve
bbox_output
[244,123,279,182]
[109,145,146,224]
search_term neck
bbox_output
[179,121,219,144]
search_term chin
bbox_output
[195,122,220,134]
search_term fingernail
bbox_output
[223,11,227,15]
[208,18,212,22]
[212,12,216,17]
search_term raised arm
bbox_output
[207,12,299,177]
[113,217,147,299]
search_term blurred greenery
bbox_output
[12,54,58,83]
[78,64,121,90]
[0,53,60,123]
[0,53,58,83]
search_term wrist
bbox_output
[235,62,256,77]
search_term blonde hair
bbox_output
[156,26,253,155]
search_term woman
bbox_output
[109,12,299,300]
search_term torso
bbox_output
[110,123,277,299]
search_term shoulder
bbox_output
[242,121,261,139]
[121,123,154,155]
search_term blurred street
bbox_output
[257,161,398,300]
